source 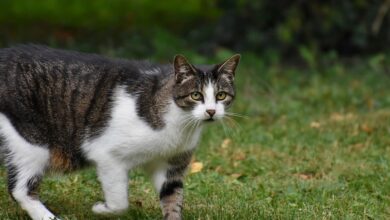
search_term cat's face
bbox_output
[172,54,240,122]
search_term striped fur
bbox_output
[0,45,240,220]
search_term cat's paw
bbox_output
[92,202,127,215]
[92,202,110,214]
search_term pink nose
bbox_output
[206,109,216,117]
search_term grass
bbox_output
[0,52,389,219]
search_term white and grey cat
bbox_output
[0,45,240,220]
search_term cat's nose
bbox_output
[206,109,216,117]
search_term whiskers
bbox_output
[219,111,248,137]
[181,114,199,131]
[224,112,249,119]
[180,114,202,144]
[178,111,248,142]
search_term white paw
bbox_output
[92,202,127,215]
[92,202,109,214]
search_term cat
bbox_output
[0,45,240,220]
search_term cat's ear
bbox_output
[217,54,241,77]
[173,54,196,84]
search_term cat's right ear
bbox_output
[173,54,196,84]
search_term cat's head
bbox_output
[172,54,240,122]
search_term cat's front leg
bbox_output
[150,151,193,220]
[93,160,129,215]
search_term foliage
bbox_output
[0,0,389,59]
[0,0,219,30]
[214,0,390,56]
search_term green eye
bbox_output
[191,92,202,101]
[216,92,227,100]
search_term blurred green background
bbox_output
[1,0,389,61]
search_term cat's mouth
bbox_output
[205,118,215,122]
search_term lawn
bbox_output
[0,53,389,219]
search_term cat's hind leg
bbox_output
[0,114,56,220]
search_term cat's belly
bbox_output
[81,87,202,168]
[82,119,201,168]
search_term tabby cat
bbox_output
[0,45,240,220]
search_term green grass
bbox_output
[0,53,389,219]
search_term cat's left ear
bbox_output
[217,54,241,77]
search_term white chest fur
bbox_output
[81,87,202,169]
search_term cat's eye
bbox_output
[216,92,227,100]
[190,92,202,101]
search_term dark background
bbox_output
[1,0,389,63]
